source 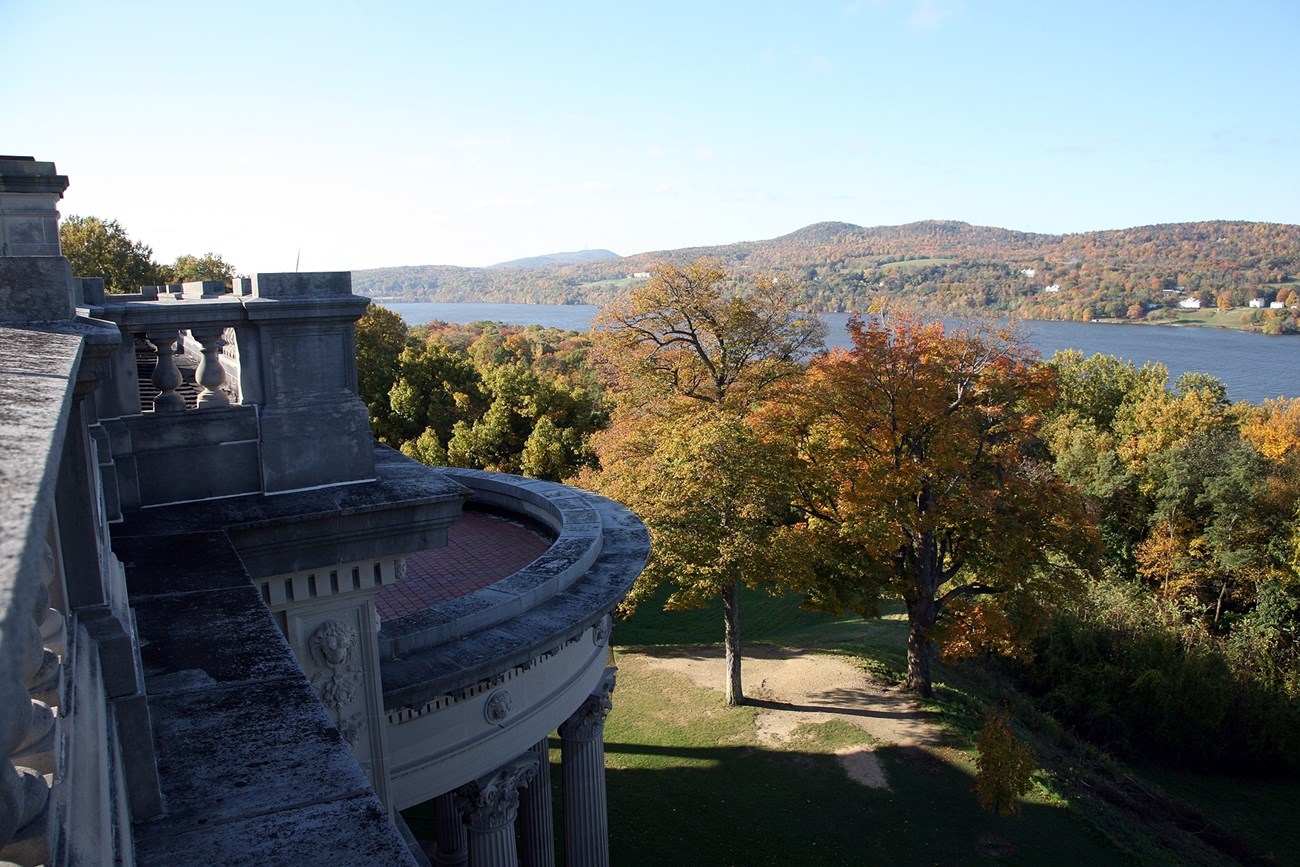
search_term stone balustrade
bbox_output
[0,317,126,865]
[83,271,378,509]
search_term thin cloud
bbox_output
[909,0,958,31]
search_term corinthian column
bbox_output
[558,667,617,867]
[456,757,537,867]
[518,739,555,867]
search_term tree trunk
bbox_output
[905,595,937,699]
[723,584,744,706]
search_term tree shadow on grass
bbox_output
[602,741,1123,866]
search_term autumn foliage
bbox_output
[769,314,1099,696]
[975,707,1036,816]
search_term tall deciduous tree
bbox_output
[59,215,166,292]
[587,260,825,705]
[772,314,1098,697]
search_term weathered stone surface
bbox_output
[113,532,252,597]
[126,544,416,863]
[251,271,353,299]
[133,792,416,866]
[113,448,467,577]
[140,677,370,830]
[131,587,304,691]
[0,257,75,321]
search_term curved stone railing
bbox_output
[379,468,649,809]
[379,469,608,658]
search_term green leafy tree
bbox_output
[167,252,239,285]
[354,304,412,438]
[585,407,808,705]
[59,215,166,293]
[975,707,1036,815]
[386,342,485,446]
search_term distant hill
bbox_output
[491,249,620,269]
[353,220,1300,325]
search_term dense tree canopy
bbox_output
[168,252,239,284]
[59,215,166,292]
[360,314,605,482]
[348,293,1300,769]
[770,315,1099,697]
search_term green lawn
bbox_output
[608,589,1300,865]
[603,653,1126,866]
[879,257,956,271]
[407,589,1300,864]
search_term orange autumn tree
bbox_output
[771,314,1098,697]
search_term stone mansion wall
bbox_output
[0,156,649,867]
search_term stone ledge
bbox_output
[133,792,415,867]
[121,529,416,865]
[380,490,649,711]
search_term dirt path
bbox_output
[627,644,947,789]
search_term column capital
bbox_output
[559,667,616,743]
[456,756,538,833]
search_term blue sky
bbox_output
[4,1,1297,271]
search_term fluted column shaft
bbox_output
[432,792,468,867]
[457,757,536,867]
[518,739,555,867]
[558,668,616,867]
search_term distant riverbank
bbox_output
[380,301,1296,404]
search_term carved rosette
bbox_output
[455,758,538,832]
[483,688,512,725]
[559,667,617,743]
[308,619,366,747]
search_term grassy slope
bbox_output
[603,654,1122,867]
[611,588,1300,865]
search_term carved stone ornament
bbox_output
[592,614,612,647]
[560,667,617,742]
[308,620,365,746]
[483,688,512,724]
[456,758,538,832]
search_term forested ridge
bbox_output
[352,219,1300,328]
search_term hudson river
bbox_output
[381,302,1296,404]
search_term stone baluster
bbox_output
[0,589,57,865]
[28,543,64,711]
[558,668,616,867]
[191,327,230,408]
[145,329,185,411]
[518,739,555,867]
[456,757,537,867]
[431,791,468,867]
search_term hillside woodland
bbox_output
[353,220,1300,332]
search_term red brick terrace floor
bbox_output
[375,511,551,621]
